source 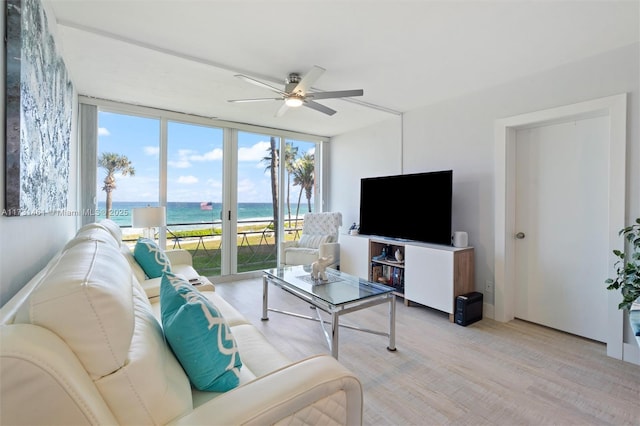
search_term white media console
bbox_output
[339,234,475,322]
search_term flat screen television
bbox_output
[359,170,452,245]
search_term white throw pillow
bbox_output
[298,234,331,249]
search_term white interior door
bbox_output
[515,115,609,342]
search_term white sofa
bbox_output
[0,220,363,425]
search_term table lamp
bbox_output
[132,206,166,240]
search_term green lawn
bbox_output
[125,225,301,276]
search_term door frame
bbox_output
[494,94,627,359]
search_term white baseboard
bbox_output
[482,303,639,365]
[623,342,640,365]
[483,302,495,320]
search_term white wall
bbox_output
[330,42,639,316]
[0,2,78,306]
[329,116,403,226]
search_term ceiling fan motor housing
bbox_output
[286,73,301,84]
[285,73,301,94]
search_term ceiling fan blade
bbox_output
[293,65,326,94]
[275,102,289,117]
[227,97,282,103]
[303,100,337,116]
[306,89,364,100]
[235,74,287,96]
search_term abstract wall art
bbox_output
[5,0,73,216]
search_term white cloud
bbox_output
[96,174,158,203]
[239,141,270,162]
[168,148,224,167]
[144,146,159,156]
[98,127,110,136]
[168,149,195,168]
[190,148,223,162]
[206,178,223,191]
[178,175,198,184]
[168,159,191,168]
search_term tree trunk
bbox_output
[269,137,279,247]
[103,174,115,219]
[286,173,291,228]
[105,190,112,219]
[294,187,303,229]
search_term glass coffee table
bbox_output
[262,265,397,359]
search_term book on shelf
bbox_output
[371,265,383,282]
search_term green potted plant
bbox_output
[605,218,640,311]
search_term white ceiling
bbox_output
[48,0,639,137]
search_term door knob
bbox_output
[515,232,525,239]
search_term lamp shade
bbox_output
[132,206,166,228]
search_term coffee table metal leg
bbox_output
[387,294,397,352]
[331,311,339,359]
[261,275,269,321]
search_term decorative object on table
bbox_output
[132,206,166,240]
[311,256,334,281]
[452,231,469,248]
[348,222,359,235]
[394,249,403,262]
[605,217,640,311]
[373,246,387,261]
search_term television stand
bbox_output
[340,234,475,321]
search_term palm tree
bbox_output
[98,152,135,219]
[283,143,299,227]
[262,137,279,246]
[291,152,315,225]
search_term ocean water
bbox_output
[97,201,308,228]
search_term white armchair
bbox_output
[280,212,342,268]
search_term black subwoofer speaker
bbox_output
[455,292,483,326]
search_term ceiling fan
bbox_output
[227,65,364,117]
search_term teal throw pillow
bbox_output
[133,238,172,278]
[160,273,242,392]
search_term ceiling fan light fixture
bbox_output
[285,96,304,107]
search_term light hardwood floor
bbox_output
[214,277,640,426]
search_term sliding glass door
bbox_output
[233,133,319,272]
[166,121,224,276]
[235,131,280,272]
[88,99,325,278]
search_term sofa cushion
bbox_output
[98,218,123,242]
[14,236,193,424]
[134,237,172,278]
[94,278,192,425]
[161,273,242,392]
[64,223,120,251]
[120,245,148,284]
[14,240,134,378]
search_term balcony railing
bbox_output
[123,219,303,275]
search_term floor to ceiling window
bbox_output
[86,98,326,278]
[166,121,224,276]
[95,111,160,232]
[284,138,318,219]
[235,131,280,273]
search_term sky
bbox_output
[97,111,315,204]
